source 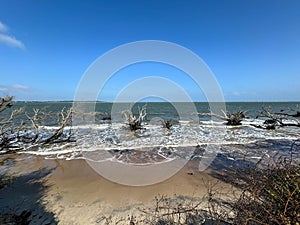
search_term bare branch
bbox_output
[254,107,300,129]
[198,111,246,125]
[123,105,147,131]
[0,96,13,112]
[42,108,73,145]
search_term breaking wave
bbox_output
[19,118,300,164]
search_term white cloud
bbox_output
[0,21,25,50]
[12,84,29,90]
[0,21,8,33]
[0,84,30,95]
[0,87,8,92]
[0,33,25,49]
[232,91,241,96]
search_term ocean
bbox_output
[2,101,300,164]
[9,101,300,125]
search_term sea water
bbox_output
[2,101,300,163]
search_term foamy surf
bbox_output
[14,117,300,164]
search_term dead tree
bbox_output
[41,108,73,145]
[225,111,245,125]
[0,96,74,153]
[253,107,300,130]
[0,96,13,112]
[161,120,173,129]
[123,105,147,131]
[275,109,300,118]
[199,110,246,125]
[0,96,23,150]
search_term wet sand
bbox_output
[0,153,231,224]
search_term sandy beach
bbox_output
[0,153,232,225]
[1,1,300,223]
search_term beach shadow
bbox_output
[208,153,256,171]
[246,139,293,152]
[206,153,256,189]
[0,167,57,225]
[207,139,299,189]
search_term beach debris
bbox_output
[198,110,246,125]
[95,111,111,122]
[274,109,300,118]
[0,96,13,112]
[161,119,173,129]
[0,96,75,153]
[224,111,245,125]
[129,215,135,225]
[252,107,300,130]
[138,195,206,224]
[123,105,147,131]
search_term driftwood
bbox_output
[161,120,173,129]
[0,96,74,153]
[42,108,73,145]
[275,110,300,118]
[253,107,300,130]
[123,105,147,131]
[199,110,246,125]
[225,111,245,125]
[0,96,13,112]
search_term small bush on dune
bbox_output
[138,141,300,225]
[207,140,300,225]
[232,156,300,224]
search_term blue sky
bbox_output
[0,0,299,102]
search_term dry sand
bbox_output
[0,153,231,225]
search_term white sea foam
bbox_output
[15,117,300,165]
